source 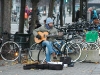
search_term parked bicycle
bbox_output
[0,32,20,61]
[0,32,32,63]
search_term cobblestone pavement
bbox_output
[0,60,100,75]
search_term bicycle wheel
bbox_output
[61,43,81,62]
[0,41,19,61]
[38,47,46,64]
[28,43,42,61]
[78,42,88,62]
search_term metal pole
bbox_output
[80,0,83,19]
[72,0,75,22]
[18,37,22,63]
[63,0,66,24]
[56,3,60,25]
[80,0,87,21]
[18,46,21,63]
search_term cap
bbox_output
[46,17,53,24]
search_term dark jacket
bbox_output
[75,10,80,22]
[35,24,41,29]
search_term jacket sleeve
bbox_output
[55,28,58,35]
[53,28,58,36]
[33,27,41,37]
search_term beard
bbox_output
[49,26,53,29]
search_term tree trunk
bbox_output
[59,0,63,26]
[0,0,4,35]
[19,0,26,33]
[72,0,75,22]
[2,0,12,33]
[30,0,39,31]
[30,0,39,46]
[48,0,55,17]
[2,0,12,42]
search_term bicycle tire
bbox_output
[0,41,19,61]
[78,42,88,62]
[37,47,46,64]
[28,43,42,61]
[61,43,81,62]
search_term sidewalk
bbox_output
[0,60,100,75]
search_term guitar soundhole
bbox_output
[44,35,46,37]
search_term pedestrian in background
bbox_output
[24,5,30,29]
[29,8,32,21]
[87,7,93,22]
[75,8,80,22]
[91,7,98,23]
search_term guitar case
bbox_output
[23,63,63,70]
[48,64,63,70]
[23,63,38,70]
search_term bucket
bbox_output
[85,30,98,43]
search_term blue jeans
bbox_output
[42,41,55,62]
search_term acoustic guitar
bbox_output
[34,32,49,43]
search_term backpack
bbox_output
[24,12,29,19]
[92,10,98,19]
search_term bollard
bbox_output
[87,11,91,22]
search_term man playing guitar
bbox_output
[33,17,63,63]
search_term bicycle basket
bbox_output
[85,30,98,43]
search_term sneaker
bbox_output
[43,61,48,64]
